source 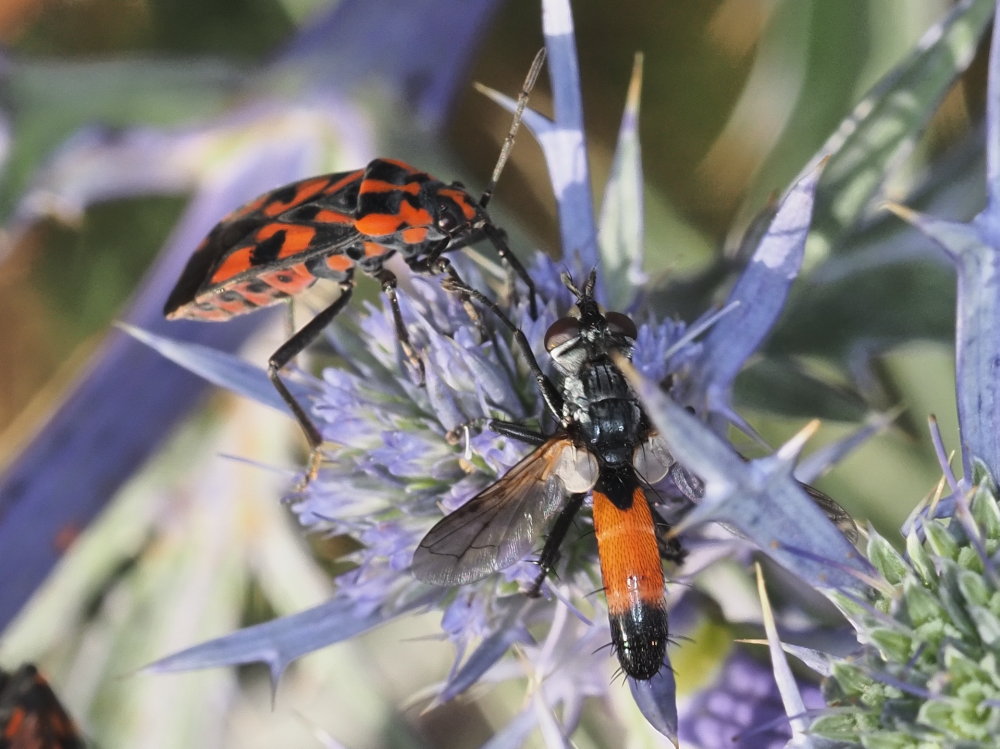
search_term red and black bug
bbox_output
[0,664,84,749]
[412,271,678,679]
[165,51,545,470]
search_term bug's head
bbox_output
[544,271,638,375]
[433,184,483,241]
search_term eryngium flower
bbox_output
[814,475,1000,745]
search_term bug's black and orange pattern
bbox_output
[164,50,546,469]
[164,159,491,322]
[0,665,84,749]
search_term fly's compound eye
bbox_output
[544,317,581,351]
[605,311,638,341]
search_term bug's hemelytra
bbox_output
[412,270,676,680]
[164,51,546,481]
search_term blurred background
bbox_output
[0,0,983,746]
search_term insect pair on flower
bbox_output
[164,123,681,678]
[161,51,853,683]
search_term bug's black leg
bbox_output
[372,266,425,383]
[440,274,565,425]
[482,222,537,318]
[268,280,354,486]
[411,249,486,333]
[528,493,586,596]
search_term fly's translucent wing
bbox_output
[633,431,674,485]
[664,461,859,542]
[412,437,597,586]
[800,482,859,543]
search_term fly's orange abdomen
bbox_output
[592,486,668,680]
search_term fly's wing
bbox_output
[663,461,859,542]
[800,483,860,543]
[164,169,367,319]
[412,438,596,586]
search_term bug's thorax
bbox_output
[350,159,485,258]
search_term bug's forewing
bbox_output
[165,170,368,314]
[411,438,582,586]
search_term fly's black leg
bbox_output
[373,266,425,384]
[528,493,586,596]
[650,506,687,565]
[658,534,687,566]
[441,275,565,425]
[489,418,545,446]
[268,279,354,486]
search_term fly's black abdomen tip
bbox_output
[609,602,669,680]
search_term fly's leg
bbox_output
[489,418,545,446]
[650,506,687,565]
[269,279,354,488]
[528,493,586,596]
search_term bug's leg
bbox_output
[482,222,537,318]
[440,273,565,424]
[269,280,354,487]
[527,493,586,597]
[372,266,425,383]
[412,249,485,333]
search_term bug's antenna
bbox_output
[477,47,546,210]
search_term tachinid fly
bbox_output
[412,271,677,680]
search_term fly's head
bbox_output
[544,271,638,377]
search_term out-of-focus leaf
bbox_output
[147,586,442,689]
[2,59,241,215]
[807,0,994,257]
[691,162,823,422]
[598,53,646,311]
[276,0,501,129]
[735,358,869,423]
[767,260,955,357]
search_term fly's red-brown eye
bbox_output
[544,317,581,351]
[605,311,637,340]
